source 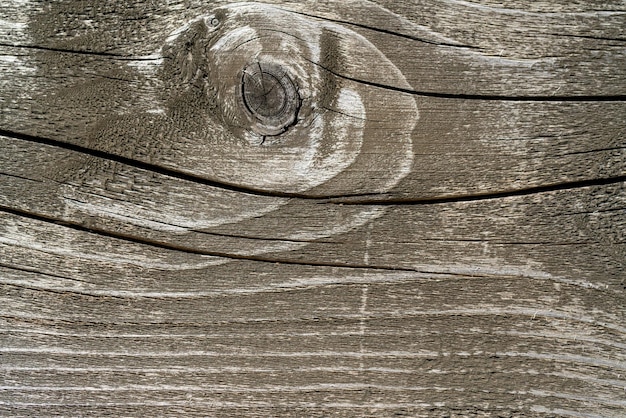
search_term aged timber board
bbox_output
[0,0,625,416]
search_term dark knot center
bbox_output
[240,62,300,136]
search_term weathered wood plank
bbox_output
[1,243,625,413]
[1,1,625,198]
[2,264,625,416]
[2,83,624,199]
[1,0,625,416]
[1,165,624,415]
[2,134,624,285]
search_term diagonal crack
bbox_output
[279,9,479,50]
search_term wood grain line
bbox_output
[2,307,623,334]
[0,42,160,60]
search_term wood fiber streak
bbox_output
[1,0,625,416]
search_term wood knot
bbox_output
[240,61,300,137]
[159,4,418,194]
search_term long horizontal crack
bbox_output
[1,282,128,299]
[0,204,472,278]
[191,229,332,245]
[0,171,41,182]
[2,128,623,206]
[307,58,626,102]
[561,146,626,157]
[326,176,626,205]
[549,33,626,43]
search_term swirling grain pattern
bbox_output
[157,3,417,194]
[0,0,625,416]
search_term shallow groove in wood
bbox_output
[1,344,623,363]
[0,42,159,60]
[2,325,623,349]
[2,302,623,334]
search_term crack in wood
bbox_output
[0,262,83,283]
[307,57,626,102]
[190,229,334,245]
[560,146,626,156]
[325,176,626,205]
[548,33,626,42]
[0,129,313,199]
[0,172,42,182]
[1,282,127,300]
[281,9,480,50]
[2,130,623,205]
[0,204,502,279]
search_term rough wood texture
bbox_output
[1,0,625,416]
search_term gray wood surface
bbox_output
[1,0,625,416]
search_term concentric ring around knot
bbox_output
[240,61,300,137]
